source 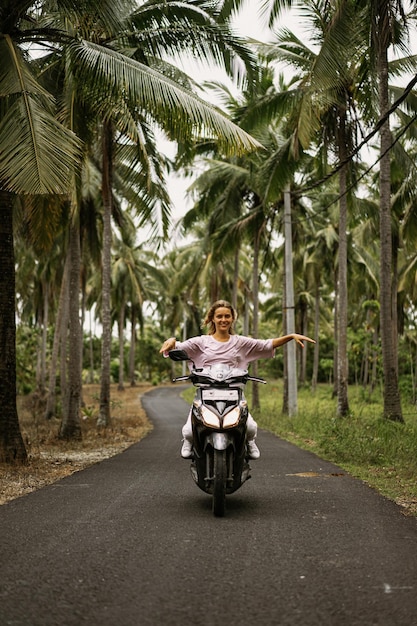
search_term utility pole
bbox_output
[284,186,298,416]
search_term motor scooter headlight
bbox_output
[192,400,202,417]
[222,407,240,428]
[201,406,221,428]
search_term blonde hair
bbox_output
[203,300,237,335]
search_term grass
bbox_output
[183,381,417,516]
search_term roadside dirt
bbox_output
[0,384,154,506]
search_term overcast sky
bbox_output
[161,1,417,231]
[163,1,292,226]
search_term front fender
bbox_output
[205,432,233,451]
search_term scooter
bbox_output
[168,349,266,517]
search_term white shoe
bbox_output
[247,440,260,459]
[181,439,193,459]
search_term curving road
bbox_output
[1,385,417,626]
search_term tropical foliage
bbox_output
[2,0,417,463]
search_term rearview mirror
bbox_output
[168,349,190,362]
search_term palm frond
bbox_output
[68,39,263,156]
[37,0,136,39]
[0,94,81,194]
[128,0,258,81]
[260,0,293,28]
[0,36,81,194]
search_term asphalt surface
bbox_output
[1,385,417,626]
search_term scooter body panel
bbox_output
[190,380,251,495]
[169,352,266,513]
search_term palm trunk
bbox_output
[44,255,69,420]
[311,280,320,392]
[362,308,371,389]
[89,308,95,384]
[251,221,261,410]
[232,247,239,310]
[129,308,137,387]
[98,121,113,427]
[37,280,49,393]
[336,108,350,417]
[60,263,70,414]
[281,267,288,415]
[300,301,308,384]
[243,284,250,335]
[59,220,82,440]
[118,298,126,391]
[0,192,27,463]
[332,265,338,398]
[377,9,403,422]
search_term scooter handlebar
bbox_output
[171,373,267,384]
[172,375,191,383]
[246,376,267,384]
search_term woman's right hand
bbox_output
[159,337,176,354]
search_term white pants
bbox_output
[182,409,257,442]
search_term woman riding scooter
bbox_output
[160,299,315,459]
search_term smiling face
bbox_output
[213,306,234,334]
[204,300,237,335]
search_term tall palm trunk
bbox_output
[88,308,95,384]
[337,108,350,417]
[60,263,70,412]
[299,300,308,384]
[44,255,69,419]
[129,308,137,387]
[281,263,288,414]
[59,220,82,440]
[362,307,372,389]
[377,5,403,422]
[232,247,239,310]
[311,280,320,392]
[243,284,250,335]
[0,193,27,462]
[251,222,261,410]
[332,264,338,396]
[98,121,113,427]
[118,297,126,391]
[37,280,49,393]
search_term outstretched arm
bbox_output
[271,333,315,349]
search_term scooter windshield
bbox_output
[197,363,248,382]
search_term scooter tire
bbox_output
[212,448,227,517]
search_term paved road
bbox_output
[1,385,417,626]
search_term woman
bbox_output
[160,300,315,459]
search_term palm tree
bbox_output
[0,1,83,462]
[111,217,164,390]
[258,0,379,416]
[4,0,264,446]
[302,201,339,391]
[59,215,83,439]
[1,0,264,458]
[64,1,262,428]
[365,0,412,422]
[264,0,405,421]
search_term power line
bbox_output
[293,72,417,199]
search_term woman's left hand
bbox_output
[292,333,316,347]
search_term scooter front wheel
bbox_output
[212,448,227,517]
